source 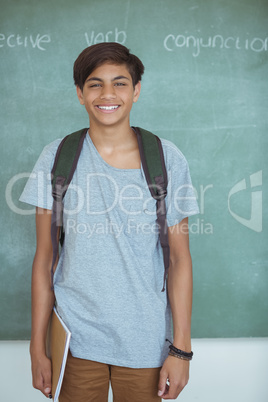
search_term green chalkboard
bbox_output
[1,0,267,339]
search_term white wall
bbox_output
[1,338,268,402]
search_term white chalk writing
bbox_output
[0,33,51,51]
[85,28,127,46]
[163,33,268,57]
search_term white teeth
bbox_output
[98,105,119,110]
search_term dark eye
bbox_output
[115,82,126,86]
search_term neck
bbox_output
[88,121,136,151]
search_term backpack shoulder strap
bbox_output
[51,128,88,195]
[50,128,88,288]
[133,127,170,291]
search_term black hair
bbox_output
[73,42,145,90]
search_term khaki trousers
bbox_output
[59,352,162,402]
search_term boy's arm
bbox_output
[30,207,55,398]
[158,217,193,400]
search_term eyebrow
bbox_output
[86,75,130,83]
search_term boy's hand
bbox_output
[31,352,52,399]
[158,355,189,400]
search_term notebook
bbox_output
[46,306,71,402]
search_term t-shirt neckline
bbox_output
[86,130,142,173]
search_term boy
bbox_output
[20,42,199,401]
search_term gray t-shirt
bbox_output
[20,132,199,368]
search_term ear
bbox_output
[133,81,141,103]
[76,86,85,105]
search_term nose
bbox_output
[100,84,116,99]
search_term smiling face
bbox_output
[76,63,141,130]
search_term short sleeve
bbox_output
[161,139,199,227]
[19,139,62,210]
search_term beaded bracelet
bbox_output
[166,339,193,361]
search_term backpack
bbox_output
[50,127,169,291]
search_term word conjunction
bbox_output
[164,33,268,57]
